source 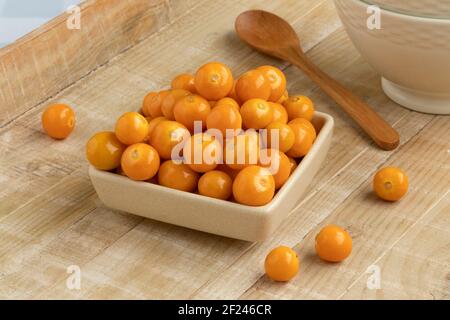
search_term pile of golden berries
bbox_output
[85,62,317,206]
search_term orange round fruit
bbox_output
[115,112,149,145]
[265,122,295,153]
[284,95,315,122]
[116,166,126,177]
[146,116,166,141]
[144,90,170,118]
[216,164,240,181]
[142,92,157,117]
[240,99,273,129]
[224,132,259,170]
[315,225,352,262]
[195,62,234,100]
[144,116,153,141]
[42,103,76,139]
[286,119,316,158]
[150,120,190,159]
[206,104,242,138]
[373,167,409,201]
[86,131,125,171]
[288,118,317,140]
[235,69,271,102]
[277,89,289,105]
[290,118,316,140]
[173,94,211,132]
[215,97,240,111]
[161,89,190,120]
[227,80,240,102]
[259,149,291,189]
[265,246,299,282]
[288,157,298,174]
[121,143,160,181]
[232,165,275,206]
[183,133,222,173]
[171,73,196,93]
[257,65,287,102]
[198,170,232,200]
[158,160,199,192]
[269,102,288,124]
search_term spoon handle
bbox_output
[290,50,399,150]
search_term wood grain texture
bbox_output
[0,0,448,300]
[341,192,450,300]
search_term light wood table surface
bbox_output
[0,0,449,300]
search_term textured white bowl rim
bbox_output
[352,0,450,23]
[357,0,450,20]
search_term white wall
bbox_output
[0,0,79,48]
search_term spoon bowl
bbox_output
[235,10,300,59]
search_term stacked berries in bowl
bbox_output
[87,62,317,206]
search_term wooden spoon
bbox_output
[235,10,399,150]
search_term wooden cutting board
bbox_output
[0,0,448,299]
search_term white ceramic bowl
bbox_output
[335,0,450,114]
[89,112,334,242]
[363,0,450,19]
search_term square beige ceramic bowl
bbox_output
[89,111,334,242]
